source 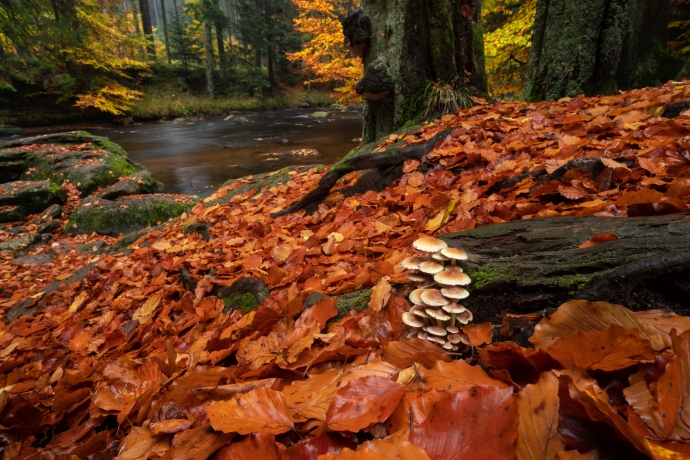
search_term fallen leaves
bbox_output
[205,387,294,435]
[326,376,404,431]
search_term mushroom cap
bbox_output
[446,326,459,334]
[427,335,445,344]
[426,308,451,322]
[441,286,470,300]
[408,289,428,305]
[442,303,467,314]
[407,272,432,283]
[452,345,459,352]
[441,247,468,261]
[419,261,445,275]
[447,333,462,344]
[406,330,418,338]
[442,341,454,350]
[421,289,450,307]
[411,306,429,319]
[456,309,474,324]
[431,253,450,261]
[413,236,448,253]
[402,312,425,328]
[417,331,429,340]
[459,333,472,346]
[434,270,472,286]
[427,326,447,336]
[401,256,428,270]
[444,265,464,273]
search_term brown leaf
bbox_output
[418,360,507,392]
[149,419,194,435]
[516,372,565,460]
[382,337,452,368]
[460,322,493,346]
[368,276,391,311]
[578,233,619,249]
[326,375,404,432]
[547,324,656,372]
[214,433,285,460]
[205,387,294,435]
[635,309,690,349]
[408,385,518,460]
[530,300,665,351]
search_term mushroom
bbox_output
[411,306,430,319]
[407,330,418,338]
[455,308,473,325]
[427,335,445,345]
[413,236,448,253]
[427,326,447,337]
[408,289,428,306]
[420,289,450,307]
[418,331,429,340]
[419,261,445,275]
[442,303,467,327]
[442,341,454,350]
[426,308,451,325]
[440,247,468,265]
[446,325,459,334]
[402,312,425,329]
[434,269,471,286]
[407,272,432,283]
[401,256,429,271]
[431,252,450,262]
[441,286,470,300]
[447,333,462,344]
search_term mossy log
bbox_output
[439,213,690,324]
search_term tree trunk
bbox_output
[437,213,690,324]
[526,0,686,101]
[131,0,146,58]
[346,0,487,144]
[138,0,157,59]
[213,0,228,88]
[159,0,171,64]
[203,0,215,98]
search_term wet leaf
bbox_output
[205,387,294,435]
[516,372,565,460]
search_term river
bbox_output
[9,107,363,197]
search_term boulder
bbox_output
[0,131,160,196]
[0,180,66,214]
[64,195,190,236]
[38,220,61,234]
[97,171,163,200]
[10,253,53,265]
[0,234,48,254]
[0,126,26,136]
[40,204,63,220]
[310,112,329,118]
[0,205,26,223]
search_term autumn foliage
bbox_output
[4,81,690,457]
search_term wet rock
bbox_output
[38,220,61,234]
[10,253,53,265]
[0,180,67,214]
[304,292,329,309]
[65,195,190,236]
[274,149,321,158]
[0,234,48,253]
[311,112,329,118]
[78,240,108,254]
[40,204,63,220]
[184,222,211,241]
[213,277,271,314]
[335,288,372,319]
[0,205,26,224]
[97,171,162,200]
[0,131,156,196]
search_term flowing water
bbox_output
[9,107,363,197]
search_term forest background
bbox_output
[3,0,689,127]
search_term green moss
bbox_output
[222,292,260,314]
[335,289,371,318]
[466,266,513,290]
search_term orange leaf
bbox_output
[408,385,518,460]
[403,159,420,173]
[516,372,565,460]
[368,276,391,312]
[547,324,656,372]
[326,375,404,432]
[214,433,284,460]
[460,322,493,346]
[243,254,262,270]
[418,360,507,392]
[205,387,294,435]
[578,233,619,248]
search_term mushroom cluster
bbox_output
[401,236,474,352]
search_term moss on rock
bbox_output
[222,292,261,314]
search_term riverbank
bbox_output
[0,89,337,128]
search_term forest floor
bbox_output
[2,81,690,458]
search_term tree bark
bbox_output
[159,0,171,64]
[203,0,215,98]
[131,0,146,58]
[138,0,157,59]
[347,0,488,144]
[526,0,686,101]
[437,213,690,324]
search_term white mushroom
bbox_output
[421,289,450,307]
[419,261,445,275]
[413,236,448,253]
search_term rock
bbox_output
[0,180,67,214]
[0,131,157,196]
[0,205,26,224]
[38,220,61,234]
[310,112,329,118]
[10,253,53,265]
[224,115,235,121]
[356,58,394,100]
[0,126,26,136]
[334,289,372,320]
[40,204,63,220]
[304,292,329,309]
[173,118,187,123]
[0,234,47,253]
[274,149,321,158]
[184,222,211,241]
[78,240,108,254]
[213,277,271,314]
[97,171,162,200]
[65,195,190,236]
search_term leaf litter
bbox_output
[3,82,690,457]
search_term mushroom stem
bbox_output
[449,314,456,327]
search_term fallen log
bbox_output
[439,213,690,324]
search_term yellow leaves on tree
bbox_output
[288,0,363,105]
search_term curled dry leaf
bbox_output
[368,276,391,312]
[205,387,294,435]
[326,375,404,432]
[418,360,507,392]
[460,322,493,346]
[530,300,665,351]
